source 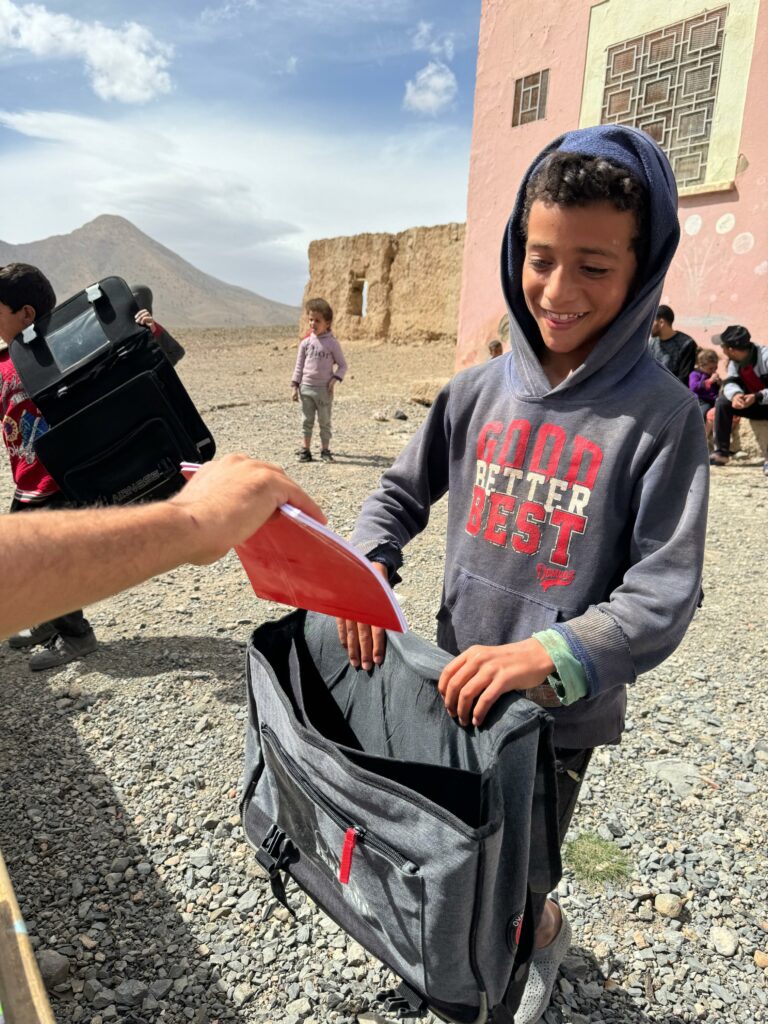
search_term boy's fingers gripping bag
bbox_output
[242,611,561,1023]
[9,276,215,505]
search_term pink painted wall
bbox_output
[669,0,768,348]
[457,0,768,368]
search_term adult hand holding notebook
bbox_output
[181,463,407,632]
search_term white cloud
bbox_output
[0,0,172,103]
[412,20,454,61]
[403,61,457,116]
[0,106,470,303]
[198,0,255,27]
[200,0,409,29]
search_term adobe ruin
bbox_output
[302,223,465,344]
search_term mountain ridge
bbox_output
[0,215,299,328]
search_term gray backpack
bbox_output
[242,611,561,1023]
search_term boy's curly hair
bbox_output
[520,152,649,266]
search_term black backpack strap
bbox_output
[376,980,428,1018]
[255,824,297,917]
[495,887,536,1021]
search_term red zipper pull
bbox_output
[339,827,359,884]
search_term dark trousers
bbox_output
[502,747,593,1019]
[9,494,92,638]
[698,399,714,420]
[713,394,768,455]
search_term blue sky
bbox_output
[0,0,480,304]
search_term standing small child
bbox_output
[688,348,720,418]
[291,298,347,463]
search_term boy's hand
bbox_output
[291,386,299,402]
[438,638,555,728]
[135,309,156,330]
[335,561,390,670]
[328,380,336,397]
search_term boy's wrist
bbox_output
[522,636,556,679]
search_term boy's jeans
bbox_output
[503,746,593,1016]
[300,385,333,449]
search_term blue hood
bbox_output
[500,124,679,399]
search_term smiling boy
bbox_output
[338,126,708,1021]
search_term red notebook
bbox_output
[181,463,407,632]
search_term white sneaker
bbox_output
[514,910,572,1024]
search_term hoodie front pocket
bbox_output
[439,569,560,650]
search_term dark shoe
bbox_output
[763,461,768,478]
[320,448,335,462]
[8,622,57,649]
[28,630,98,672]
[298,449,313,462]
[709,453,729,466]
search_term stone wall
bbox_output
[302,223,465,343]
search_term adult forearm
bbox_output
[0,502,197,638]
[0,454,325,639]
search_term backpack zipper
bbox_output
[261,724,417,876]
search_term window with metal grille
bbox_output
[601,7,727,188]
[512,68,549,127]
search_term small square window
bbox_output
[512,68,549,127]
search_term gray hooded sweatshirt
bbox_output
[351,125,709,748]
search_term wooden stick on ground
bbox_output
[0,850,56,1024]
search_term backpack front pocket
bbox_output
[258,724,426,994]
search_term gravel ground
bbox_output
[1,329,766,1024]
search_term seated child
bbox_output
[337,125,709,1021]
[688,348,720,418]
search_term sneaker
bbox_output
[298,449,313,462]
[8,622,57,649]
[515,910,572,1024]
[320,448,335,462]
[764,461,768,478]
[28,630,98,672]
[709,453,729,466]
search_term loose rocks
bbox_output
[711,927,739,957]
[1,335,766,1024]
[36,949,70,989]
[654,893,684,918]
